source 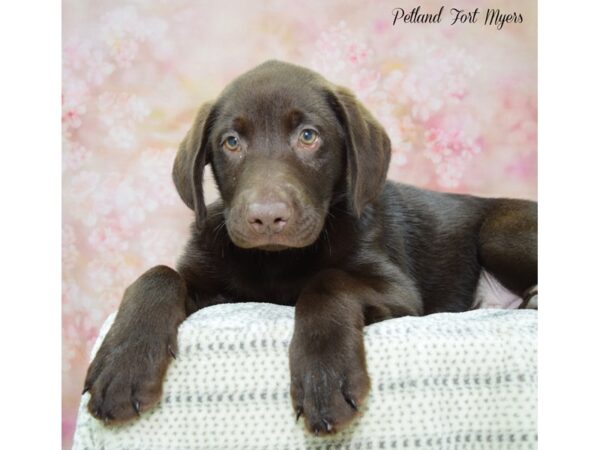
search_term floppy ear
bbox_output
[327,86,391,217]
[172,102,215,227]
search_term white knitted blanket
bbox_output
[72,304,537,450]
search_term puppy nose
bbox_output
[247,201,291,234]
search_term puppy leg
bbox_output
[83,265,187,424]
[289,269,420,435]
[478,199,537,300]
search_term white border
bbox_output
[0,0,61,448]
[539,1,600,448]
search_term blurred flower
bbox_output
[97,92,150,150]
[138,227,186,267]
[398,42,480,121]
[137,149,181,206]
[62,139,91,172]
[310,21,380,99]
[62,77,89,136]
[424,126,482,188]
[62,224,79,272]
[88,219,129,255]
[67,171,101,204]
[100,5,168,68]
[84,47,115,86]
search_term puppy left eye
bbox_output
[299,129,318,146]
[223,135,240,151]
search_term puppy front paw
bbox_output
[83,330,178,425]
[289,346,370,435]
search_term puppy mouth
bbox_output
[225,214,324,251]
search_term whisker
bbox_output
[212,219,228,246]
[323,228,332,257]
[206,210,225,220]
[214,220,227,234]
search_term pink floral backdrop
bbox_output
[62,0,537,447]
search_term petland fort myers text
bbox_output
[392,6,524,30]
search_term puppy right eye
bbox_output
[223,136,240,151]
[299,128,318,146]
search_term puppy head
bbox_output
[173,60,391,251]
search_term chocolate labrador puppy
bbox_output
[83,60,537,435]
